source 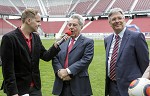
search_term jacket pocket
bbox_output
[127,74,142,82]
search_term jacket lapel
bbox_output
[106,34,114,59]
[61,38,70,60]
[15,28,31,54]
[14,28,31,67]
[116,29,130,62]
[70,35,84,53]
[31,33,35,57]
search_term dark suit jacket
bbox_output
[1,28,60,96]
[104,29,149,96]
[52,35,94,96]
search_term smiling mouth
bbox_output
[115,25,121,27]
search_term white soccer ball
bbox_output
[128,78,150,96]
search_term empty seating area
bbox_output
[89,0,112,15]
[41,21,64,33]
[0,0,19,15]
[22,0,42,14]
[1,17,150,35]
[42,0,71,16]
[130,17,150,32]
[0,19,15,35]
[7,19,21,27]
[133,0,150,11]
[111,0,135,12]
[11,0,26,13]
[46,4,70,16]
[82,19,113,33]
[73,0,95,15]
[0,5,18,15]
[0,0,150,16]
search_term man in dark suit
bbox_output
[52,14,94,96]
[0,8,67,96]
[104,8,149,96]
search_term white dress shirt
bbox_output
[107,27,126,77]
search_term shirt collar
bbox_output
[71,34,81,41]
[18,27,32,41]
[114,27,126,39]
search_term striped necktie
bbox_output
[110,35,120,80]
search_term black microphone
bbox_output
[56,30,72,46]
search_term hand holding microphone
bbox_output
[55,30,72,47]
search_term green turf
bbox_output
[0,39,150,96]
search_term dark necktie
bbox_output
[64,39,75,68]
[110,35,120,80]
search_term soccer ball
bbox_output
[128,78,150,96]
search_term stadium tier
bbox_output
[0,18,15,35]
[130,17,150,33]
[134,0,150,11]
[111,0,135,12]
[0,0,150,16]
[0,0,150,37]
[89,0,112,15]
[41,21,64,34]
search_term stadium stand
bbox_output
[0,18,15,35]
[0,0,19,15]
[130,17,150,32]
[41,21,64,34]
[10,0,26,13]
[89,0,112,15]
[72,0,95,15]
[134,0,150,11]
[111,0,135,12]
[42,0,71,17]
[7,19,21,27]
[82,19,113,33]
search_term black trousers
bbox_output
[60,81,73,96]
[109,80,120,96]
[59,81,91,96]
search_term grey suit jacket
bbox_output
[104,29,149,96]
[52,35,94,96]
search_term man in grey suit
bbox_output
[52,14,94,96]
[104,8,149,96]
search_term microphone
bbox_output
[56,30,72,46]
[65,30,72,36]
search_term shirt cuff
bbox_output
[66,68,71,74]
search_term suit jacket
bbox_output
[1,28,60,96]
[52,35,94,96]
[104,29,149,96]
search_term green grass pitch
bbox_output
[0,39,150,96]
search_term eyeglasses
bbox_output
[67,23,79,27]
[111,16,124,22]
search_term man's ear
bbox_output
[25,18,31,24]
